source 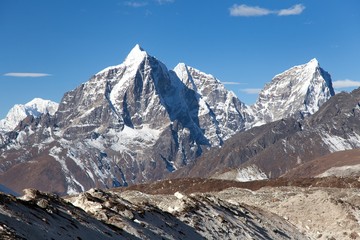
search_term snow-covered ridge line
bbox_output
[0,98,58,132]
[96,44,148,76]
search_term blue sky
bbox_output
[1,0,359,118]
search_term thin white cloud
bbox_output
[3,72,51,77]
[230,4,305,17]
[156,0,174,5]
[278,4,305,16]
[240,88,262,94]
[230,4,272,17]
[333,79,360,88]
[125,1,148,8]
[222,81,244,85]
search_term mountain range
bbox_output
[0,44,353,196]
[173,87,360,181]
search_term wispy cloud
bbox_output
[222,81,244,85]
[125,1,148,8]
[240,88,262,94]
[278,4,305,16]
[3,72,51,78]
[230,4,272,17]
[156,0,174,5]
[124,0,173,8]
[230,4,305,17]
[333,79,360,88]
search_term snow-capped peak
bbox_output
[173,63,195,89]
[124,44,148,64]
[0,98,58,132]
[173,63,217,86]
[95,44,149,76]
[251,58,334,125]
[173,63,188,77]
[307,58,319,67]
[303,58,320,72]
[24,98,58,116]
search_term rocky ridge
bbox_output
[0,189,124,239]
[0,186,309,240]
[175,88,360,181]
[1,178,359,239]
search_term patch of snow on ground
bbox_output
[66,149,95,182]
[347,133,360,147]
[85,136,106,151]
[321,132,360,152]
[174,192,184,199]
[236,165,268,182]
[49,146,85,195]
[109,125,161,152]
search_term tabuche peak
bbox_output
[125,44,148,63]
[306,58,320,68]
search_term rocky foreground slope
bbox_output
[1,178,359,239]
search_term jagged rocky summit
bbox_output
[56,44,251,147]
[0,45,336,195]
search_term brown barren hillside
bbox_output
[116,177,360,195]
[283,149,360,178]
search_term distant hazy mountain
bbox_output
[0,98,58,132]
